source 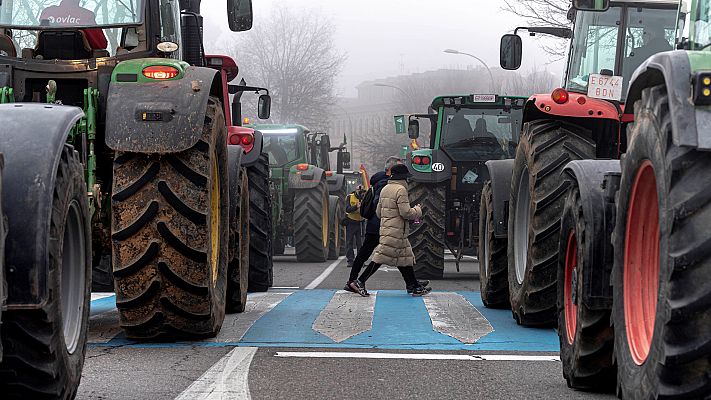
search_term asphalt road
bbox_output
[77,248,615,400]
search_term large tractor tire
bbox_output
[508,120,595,326]
[111,97,229,340]
[557,183,615,391]
[410,181,446,279]
[327,195,343,260]
[0,145,91,399]
[273,235,286,256]
[613,85,711,399]
[247,153,273,292]
[294,180,329,262]
[478,181,510,308]
[226,159,250,314]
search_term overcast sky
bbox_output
[202,0,567,96]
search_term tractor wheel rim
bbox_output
[61,199,86,354]
[624,160,660,366]
[322,191,329,248]
[564,231,578,345]
[514,165,531,285]
[210,156,220,288]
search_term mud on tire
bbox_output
[613,85,711,399]
[0,145,91,399]
[111,97,229,339]
[410,182,446,280]
[508,120,595,326]
[479,181,510,308]
[294,180,329,262]
[247,153,273,292]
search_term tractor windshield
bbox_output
[440,106,522,162]
[566,4,678,99]
[262,134,301,167]
[0,0,143,29]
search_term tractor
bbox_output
[254,124,351,262]
[481,0,679,331]
[395,94,526,279]
[0,0,265,397]
[548,0,711,397]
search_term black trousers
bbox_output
[345,221,363,263]
[358,262,418,288]
[348,233,380,282]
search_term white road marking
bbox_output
[175,347,257,400]
[91,293,114,301]
[312,290,377,342]
[208,292,292,343]
[304,256,345,290]
[275,352,559,362]
[423,292,493,344]
[271,286,300,289]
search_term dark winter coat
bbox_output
[365,171,389,235]
[372,180,422,267]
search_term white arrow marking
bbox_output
[423,292,493,344]
[175,347,257,400]
[208,292,292,343]
[312,290,377,342]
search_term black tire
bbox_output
[479,181,510,308]
[327,195,343,260]
[294,180,329,262]
[508,120,595,326]
[0,145,91,399]
[111,97,229,340]
[273,235,285,256]
[613,85,711,399]
[410,181,446,280]
[91,207,114,292]
[0,154,4,363]
[557,183,615,391]
[247,153,273,292]
[226,163,250,314]
[91,254,114,292]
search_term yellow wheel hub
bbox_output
[210,156,220,288]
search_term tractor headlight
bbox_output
[693,72,711,105]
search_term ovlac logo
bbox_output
[432,163,445,172]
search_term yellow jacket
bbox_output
[346,193,364,222]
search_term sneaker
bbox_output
[348,280,369,297]
[344,282,357,293]
[409,285,430,297]
[407,281,431,294]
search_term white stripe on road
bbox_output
[423,292,493,344]
[91,293,115,301]
[175,347,258,400]
[304,256,345,290]
[312,290,377,342]
[208,292,292,343]
[275,352,559,362]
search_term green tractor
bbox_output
[395,95,526,279]
[0,0,264,396]
[254,124,351,262]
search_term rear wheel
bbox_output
[327,195,343,260]
[111,97,229,339]
[479,181,509,308]
[226,163,250,314]
[508,120,595,326]
[294,180,329,262]
[557,184,615,391]
[247,153,273,292]
[613,85,711,399]
[410,181,446,279]
[0,145,91,399]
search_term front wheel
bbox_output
[293,180,329,262]
[327,195,343,260]
[478,181,509,308]
[409,181,446,279]
[226,162,250,314]
[247,153,273,292]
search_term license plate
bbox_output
[471,94,496,103]
[587,74,623,101]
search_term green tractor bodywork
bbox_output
[394,94,527,278]
[253,124,351,261]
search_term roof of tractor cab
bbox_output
[431,94,529,109]
[251,124,310,135]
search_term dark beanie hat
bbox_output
[390,164,411,180]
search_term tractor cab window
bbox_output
[440,107,522,162]
[263,134,300,166]
[0,0,143,28]
[693,0,711,49]
[567,5,678,98]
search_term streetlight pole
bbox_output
[444,49,495,92]
[372,82,417,112]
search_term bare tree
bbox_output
[502,0,571,56]
[222,5,346,131]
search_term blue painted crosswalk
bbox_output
[89,290,559,352]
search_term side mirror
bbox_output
[258,94,271,119]
[408,120,420,140]
[394,115,407,134]
[338,151,352,171]
[161,1,176,36]
[500,34,523,70]
[572,0,610,11]
[227,0,253,32]
[321,135,331,151]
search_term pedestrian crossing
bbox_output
[88,290,558,351]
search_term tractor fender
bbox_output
[625,50,707,149]
[0,104,83,308]
[326,173,345,196]
[288,166,326,190]
[105,66,222,154]
[407,148,452,184]
[241,130,264,167]
[484,159,514,238]
[562,159,621,310]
